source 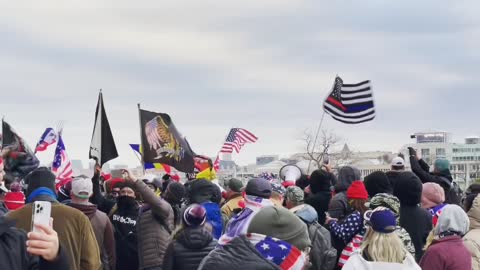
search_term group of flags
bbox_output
[0,75,375,183]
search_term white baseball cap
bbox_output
[391,157,405,167]
[72,176,93,199]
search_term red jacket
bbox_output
[420,236,472,270]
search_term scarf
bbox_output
[247,233,306,270]
[218,195,273,245]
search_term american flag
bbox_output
[213,155,220,171]
[220,128,258,153]
[52,135,73,182]
[323,76,375,124]
[35,128,57,153]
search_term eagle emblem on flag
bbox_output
[145,116,183,161]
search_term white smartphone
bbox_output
[31,201,51,233]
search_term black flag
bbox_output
[139,109,195,173]
[2,119,39,180]
[89,91,118,167]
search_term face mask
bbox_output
[117,196,138,210]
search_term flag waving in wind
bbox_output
[139,108,195,173]
[220,128,258,154]
[323,76,375,124]
[35,128,57,153]
[52,134,73,182]
[129,144,172,173]
[89,90,118,167]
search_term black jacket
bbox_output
[111,201,140,270]
[385,170,403,193]
[0,217,69,270]
[90,173,116,215]
[198,235,280,270]
[305,191,331,225]
[410,156,461,205]
[162,227,217,270]
[399,206,432,262]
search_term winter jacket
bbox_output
[464,194,480,270]
[385,170,404,193]
[420,236,472,270]
[7,197,102,270]
[135,180,174,270]
[221,193,243,220]
[91,173,116,215]
[111,198,139,270]
[343,251,420,270]
[198,235,281,270]
[305,191,331,225]
[399,206,432,262]
[410,157,461,205]
[67,202,116,270]
[0,202,8,216]
[328,192,350,220]
[328,167,360,220]
[329,210,365,245]
[0,216,70,270]
[162,227,217,270]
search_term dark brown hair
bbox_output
[349,199,368,215]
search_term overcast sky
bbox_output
[1,1,478,168]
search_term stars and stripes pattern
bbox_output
[220,128,258,153]
[248,233,305,270]
[213,155,220,171]
[323,76,375,124]
[52,135,73,181]
[35,128,57,153]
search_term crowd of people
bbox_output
[1,146,480,269]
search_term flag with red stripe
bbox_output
[220,128,258,154]
[52,135,73,182]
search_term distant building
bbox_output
[402,131,480,189]
[256,155,279,166]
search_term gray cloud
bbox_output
[0,1,479,167]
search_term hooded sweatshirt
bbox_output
[343,251,420,270]
[464,194,480,270]
[420,204,472,270]
[328,166,361,220]
[67,202,116,270]
[393,172,432,262]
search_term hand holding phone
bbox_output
[31,201,51,233]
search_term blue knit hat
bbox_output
[434,159,450,172]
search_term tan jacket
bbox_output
[464,194,480,270]
[7,201,102,270]
[221,194,243,219]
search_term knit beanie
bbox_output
[393,172,423,206]
[105,178,125,193]
[309,169,333,193]
[421,183,445,209]
[245,178,272,199]
[183,204,207,227]
[166,182,186,204]
[248,206,311,250]
[25,167,56,198]
[434,159,450,173]
[4,191,25,210]
[346,181,369,200]
[435,204,469,236]
[364,171,392,198]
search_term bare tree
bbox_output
[301,129,342,170]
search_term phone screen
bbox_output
[31,201,52,232]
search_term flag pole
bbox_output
[137,103,146,174]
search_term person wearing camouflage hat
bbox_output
[270,182,286,207]
[369,193,416,257]
[285,186,304,209]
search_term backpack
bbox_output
[202,202,223,239]
[308,222,337,270]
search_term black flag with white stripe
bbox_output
[89,90,118,167]
[323,76,375,124]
